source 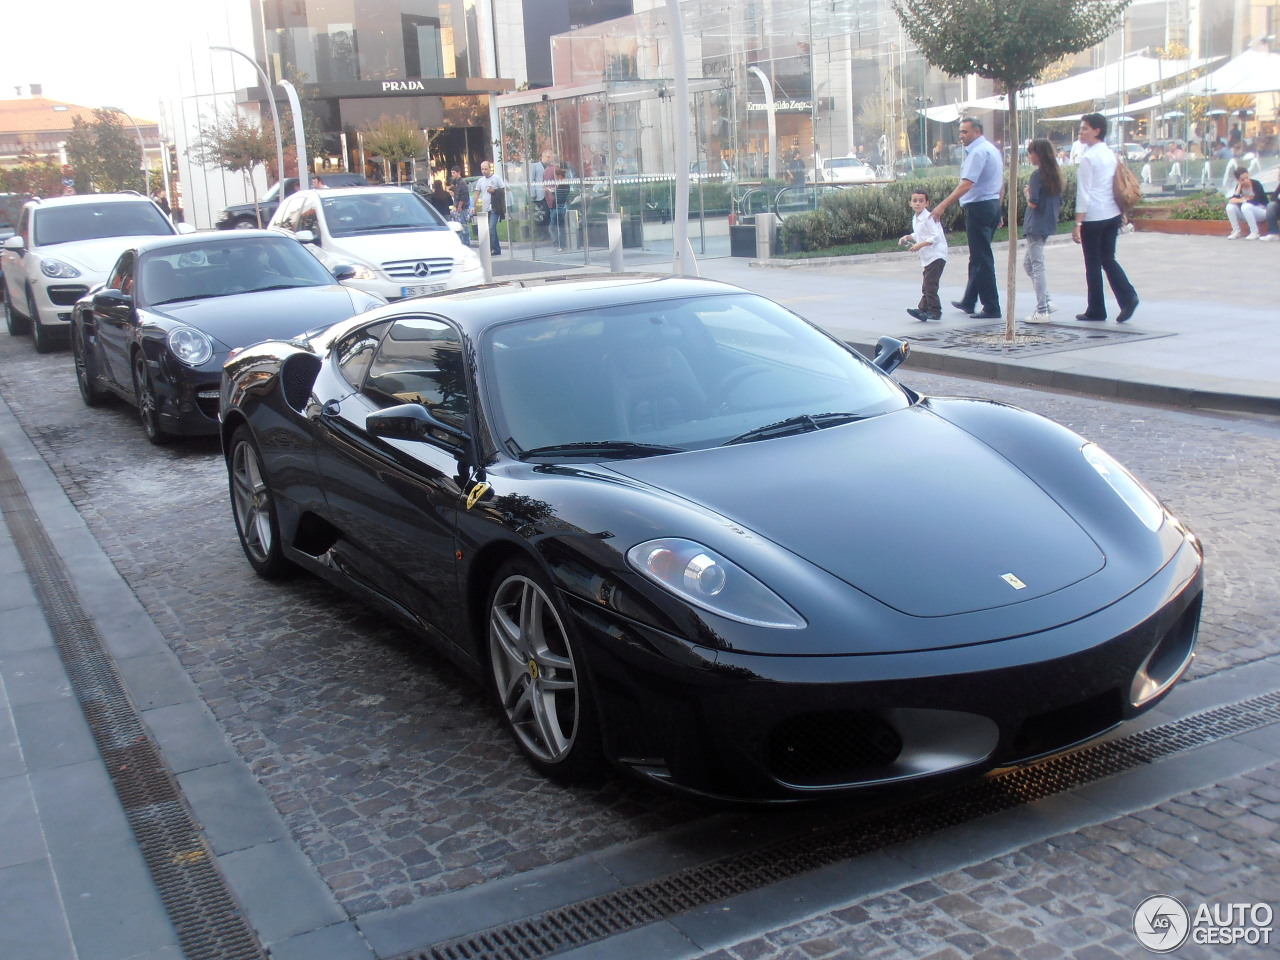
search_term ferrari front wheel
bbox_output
[487,560,603,782]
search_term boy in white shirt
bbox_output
[902,189,949,321]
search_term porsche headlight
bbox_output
[167,326,214,367]
[626,538,805,629]
[1082,443,1163,531]
[41,259,82,279]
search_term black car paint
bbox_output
[73,235,380,437]
[215,173,370,229]
[220,276,1203,800]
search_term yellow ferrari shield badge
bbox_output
[466,482,490,510]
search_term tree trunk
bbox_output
[1005,89,1020,341]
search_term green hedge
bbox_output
[781,170,1078,253]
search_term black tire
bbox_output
[71,324,109,406]
[31,292,58,354]
[4,284,30,336]
[227,426,293,579]
[132,351,175,445]
[486,559,604,782]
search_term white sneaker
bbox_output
[1024,311,1051,324]
[1244,233,1261,241]
[1227,229,1241,239]
[1261,235,1278,243]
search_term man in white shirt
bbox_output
[473,160,507,255]
[1072,114,1139,323]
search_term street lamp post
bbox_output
[211,44,286,210]
[102,106,147,194]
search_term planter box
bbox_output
[1131,219,1236,237]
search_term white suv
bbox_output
[2,193,186,352]
[269,186,483,301]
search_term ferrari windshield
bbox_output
[484,293,911,458]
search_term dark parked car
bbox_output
[215,173,369,229]
[220,275,1203,801]
[72,231,383,444]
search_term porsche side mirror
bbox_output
[3,235,24,251]
[872,336,910,375]
[92,289,132,316]
[176,223,197,235]
[331,263,357,281]
[368,402,471,451]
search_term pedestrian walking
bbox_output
[473,160,506,255]
[901,188,947,321]
[450,167,471,246]
[1022,139,1063,323]
[932,117,1002,319]
[1072,113,1139,323]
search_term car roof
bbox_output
[305,185,413,199]
[315,274,751,348]
[28,192,156,210]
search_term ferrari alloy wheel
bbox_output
[487,562,603,781]
[133,351,174,445]
[3,288,30,336]
[72,327,107,406]
[228,427,291,579]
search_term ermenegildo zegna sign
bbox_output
[747,100,814,113]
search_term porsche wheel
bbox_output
[3,287,29,336]
[228,426,292,579]
[487,561,603,781]
[133,351,175,445]
[31,303,57,354]
[72,326,108,406]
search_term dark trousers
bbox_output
[959,198,1000,312]
[1080,216,1137,319]
[919,258,945,315]
[487,210,502,254]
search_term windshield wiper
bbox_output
[724,412,868,446]
[518,440,684,460]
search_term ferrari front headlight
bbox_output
[626,538,805,629]
[1082,443,1163,531]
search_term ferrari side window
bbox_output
[335,321,391,388]
[364,317,469,429]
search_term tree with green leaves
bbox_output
[0,153,64,198]
[64,109,147,195]
[893,0,1130,338]
[187,113,276,225]
[360,115,436,183]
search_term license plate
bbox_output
[401,282,445,297]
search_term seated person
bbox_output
[1264,182,1280,244]
[1225,167,1268,240]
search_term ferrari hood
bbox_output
[151,285,367,349]
[606,405,1106,618]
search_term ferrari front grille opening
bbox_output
[1007,687,1122,763]
[765,710,903,786]
[1131,596,1201,707]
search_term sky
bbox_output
[0,0,237,121]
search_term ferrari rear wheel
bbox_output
[487,560,603,781]
[228,426,292,579]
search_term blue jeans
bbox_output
[487,210,502,254]
[959,198,1000,313]
[1080,216,1137,319]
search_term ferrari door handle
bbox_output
[321,399,342,417]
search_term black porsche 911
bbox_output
[220,274,1203,801]
[71,231,384,444]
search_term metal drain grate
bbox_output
[0,449,266,960]
[412,690,1280,960]
[904,321,1173,358]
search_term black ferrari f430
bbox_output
[220,274,1203,801]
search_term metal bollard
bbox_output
[566,210,580,251]
[477,216,493,281]
[755,212,778,261]
[607,213,624,272]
